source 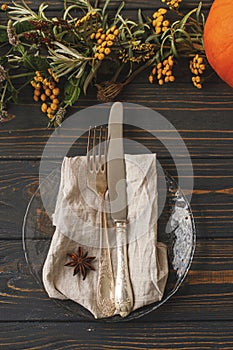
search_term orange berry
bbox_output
[45,89,51,96]
[108,34,115,41]
[101,41,107,47]
[33,95,39,102]
[98,53,105,60]
[50,103,58,111]
[158,79,164,85]
[47,107,52,114]
[1,4,7,11]
[48,82,55,90]
[50,94,55,100]
[110,25,116,32]
[40,94,46,101]
[41,103,48,113]
[95,32,101,39]
[149,75,153,84]
[97,28,103,33]
[34,89,41,97]
[97,39,103,45]
[169,76,175,82]
[113,29,120,36]
[52,87,60,96]
[47,113,54,119]
[100,34,106,40]
[104,48,111,55]
[52,98,59,104]
[90,33,95,40]
[107,40,113,46]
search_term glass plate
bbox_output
[22,168,196,321]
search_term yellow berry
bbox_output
[158,8,167,14]
[41,103,48,113]
[152,67,156,75]
[157,62,162,69]
[108,34,115,41]
[196,76,201,83]
[104,47,111,55]
[50,103,58,111]
[114,29,120,36]
[94,52,99,59]
[99,47,105,53]
[35,71,41,76]
[164,76,170,83]
[158,79,164,85]
[156,27,162,34]
[97,28,103,33]
[100,34,106,40]
[107,40,113,46]
[47,107,52,114]
[110,25,116,32]
[40,94,46,101]
[47,113,54,119]
[101,41,107,47]
[153,12,158,19]
[98,53,105,60]
[106,28,111,35]
[196,83,202,89]
[163,20,169,27]
[90,33,95,40]
[95,32,101,39]
[97,39,103,45]
[52,88,60,96]
[169,76,175,82]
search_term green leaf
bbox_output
[114,2,125,23]
[23,55,49,72]
[138,9,143,25]
[64,78,81,106]
[102,0,111,17]
[0,29,8,44]
[15,21,34,34]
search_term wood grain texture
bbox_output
[0,321,233,349]
[1,81,233,159]
[0,239,233,322]
[1,160,233,240]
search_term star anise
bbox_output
[64,247,96,280]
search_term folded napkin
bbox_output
[42,154,168,318]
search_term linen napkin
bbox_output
[42,154,168,318]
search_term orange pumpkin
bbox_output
[204,0,233,88]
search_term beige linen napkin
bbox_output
[42,154,168,318]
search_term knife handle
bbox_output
[115,221,133,317]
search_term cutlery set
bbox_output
[86,102,133,317]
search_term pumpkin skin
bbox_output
[204,0,233,88]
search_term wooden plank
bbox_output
[1,80,233,159]
[0,321,233,349]
[1,159,233,240]
[0,239,233,322]
[0,0,214,11]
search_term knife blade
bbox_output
[107,102,133,317]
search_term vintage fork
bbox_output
[86,126,115,317]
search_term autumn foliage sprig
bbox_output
[0,0,206,126]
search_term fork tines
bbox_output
[87,126,107,172]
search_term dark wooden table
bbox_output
[1,0,233,349]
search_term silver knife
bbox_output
[107,102,133,317]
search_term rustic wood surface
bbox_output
[1,0,233,349]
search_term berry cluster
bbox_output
[75,11,97,28]
[90,26,120,61]
[31,70,60,119]
[149,56,175,85]
[190,54,206,89]
[161,0,182,10]
[152,8,170,35]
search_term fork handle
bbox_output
[115,221,133,317]
[97,198,115,317]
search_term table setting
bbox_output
[1,0,233,348]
